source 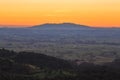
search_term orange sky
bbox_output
[0,0,120,27]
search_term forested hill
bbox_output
[0,48,73,70]
[1,49,120,80]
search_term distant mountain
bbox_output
[31,23,92,30]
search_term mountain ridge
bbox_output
[32,23,89,26]
[30,23,92,30]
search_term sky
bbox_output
[0,0,120,27]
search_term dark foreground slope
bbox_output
[0,49,120,80]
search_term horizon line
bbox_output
[0,22,120,28]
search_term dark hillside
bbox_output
[0,49,120,80]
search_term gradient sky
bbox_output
[0,0,120,27]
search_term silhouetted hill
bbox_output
[0,48,73,70]
[31,23,91,30]
[13,52,74,70]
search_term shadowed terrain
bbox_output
[0,49,120,80]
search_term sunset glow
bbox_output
[0,0,120,27]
